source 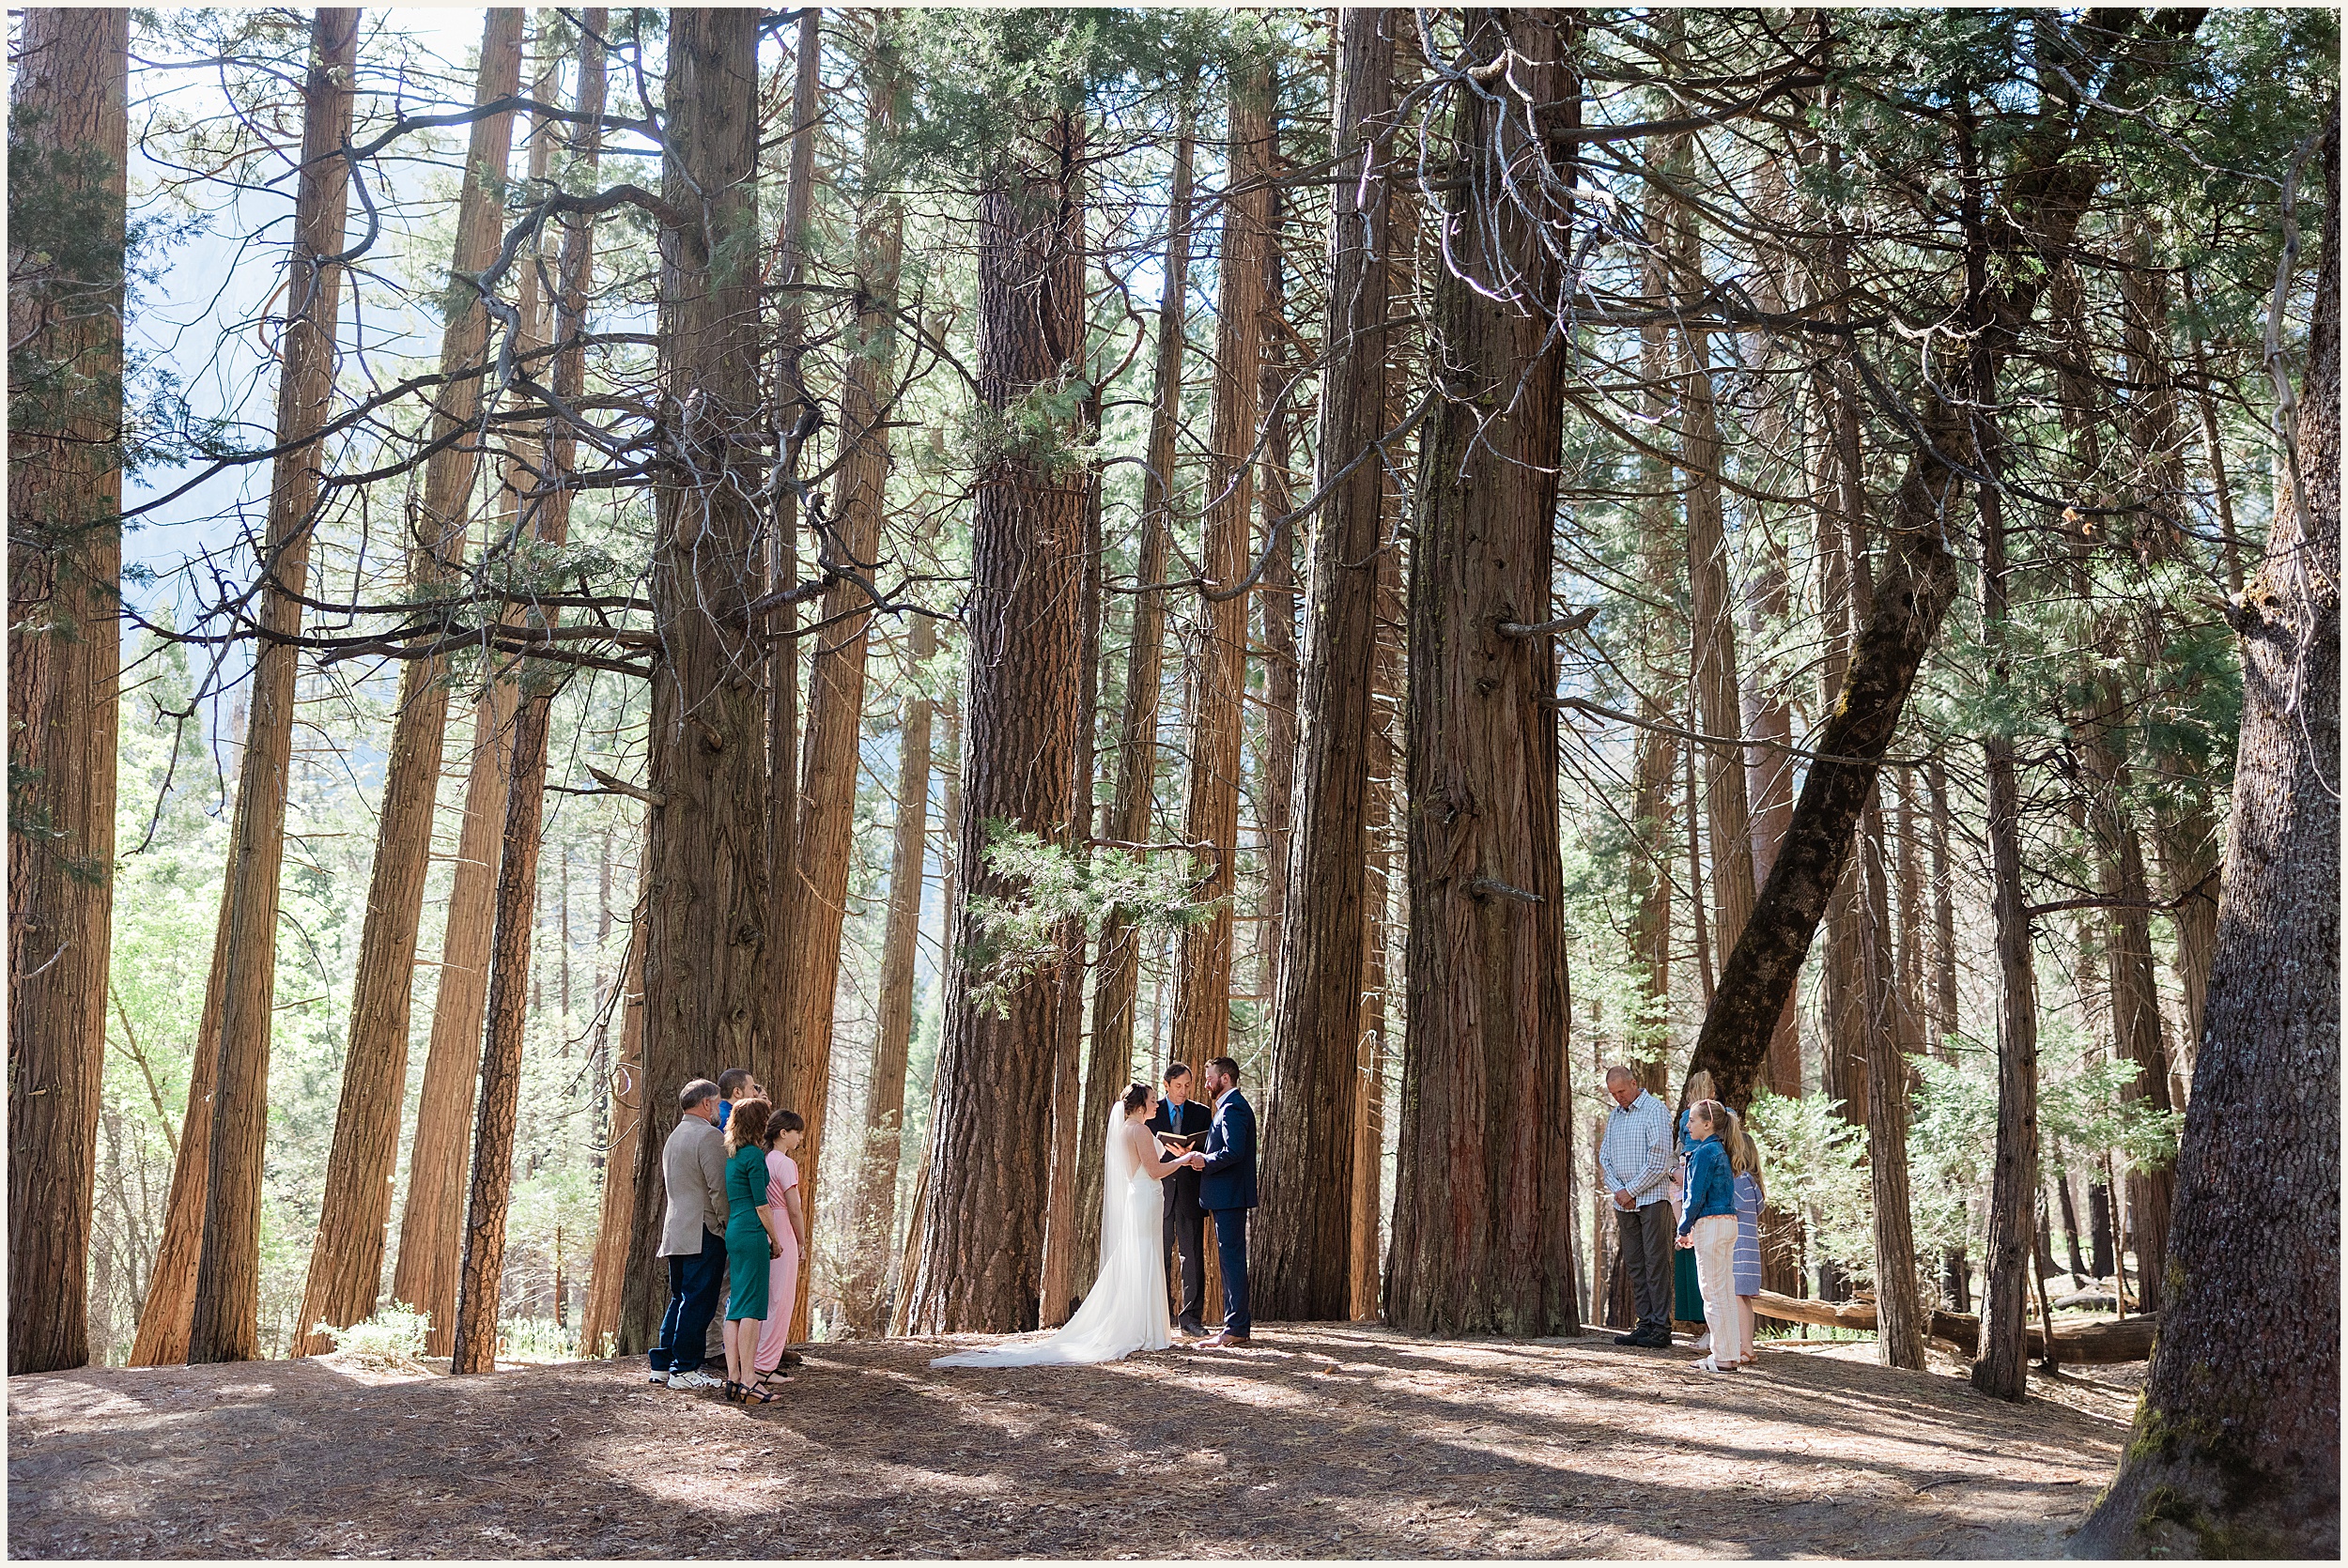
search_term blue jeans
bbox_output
[1212,1207,1250,1337]
[652,1229,726,1375]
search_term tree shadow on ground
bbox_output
[8,1323,2128,1560]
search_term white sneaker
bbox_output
[1691,1355,1722,1375]
[646,1369,670,1385]
[669,1370,723,1391]
[1691,1331,1712,1352]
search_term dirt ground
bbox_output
[8,1323,2139,1560]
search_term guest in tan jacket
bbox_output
[648,1079,731,1391]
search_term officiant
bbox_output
[1148,1063,1210,1337]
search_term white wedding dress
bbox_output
[931,1112,1171,1366]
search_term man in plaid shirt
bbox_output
[1599,1065,1676,1347]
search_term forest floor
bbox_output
[9,1322,2140,1560]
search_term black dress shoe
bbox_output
[1177,1320,1207,1339]
[1613,1330,1645,1345]
[1634,1328,1674,1348]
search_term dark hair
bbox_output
[764,1107,806,1147]
[679,1079,720,1113]
[1207,1055,1241,1085]
[718,1068,754,1098]
[1164,1063,1192,1084]
[1120,1082,1152,1115]
[726,1097,772,1155]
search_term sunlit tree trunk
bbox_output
[450,11,605,1375]
[774,37,905,1338]
[7,4,130,1375]
[285,7,523,1360]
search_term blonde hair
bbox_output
[1685,1069,1717,1105]
[1723,1108,1767,1199]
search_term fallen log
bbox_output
[1751,1290,2157,1364]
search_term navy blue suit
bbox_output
[1198,1089,1258,1335]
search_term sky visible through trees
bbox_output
[7,6,2338,1555]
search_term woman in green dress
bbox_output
[720,1098,782,1403]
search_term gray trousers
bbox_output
[1616,1199,1676,1332]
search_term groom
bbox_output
[1185,1054,1256,1347]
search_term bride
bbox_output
[932,1082,1191,1367]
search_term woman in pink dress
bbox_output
[749,1109,807,1393]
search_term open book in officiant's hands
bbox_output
[1156,1129,1207,1152]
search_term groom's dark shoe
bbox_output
[1177,1318,1207,1339]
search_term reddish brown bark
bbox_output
[1257,6,1396,1323]
[774,47,904,1336]
[1080,94,1194,1288]
[177,9,361,1366]
[288,8,523,1360]
[758,8,820,1105]
[619,7,771,1353]
[449,11,605,1376]
[7,5,129,1375]
[1386,9,1580,1339]
[899,105,1087,1334]
[1170,64,1272,1077]
[839,612,935,1333]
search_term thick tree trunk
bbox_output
[1351,736,1395,1324]
[7,5,130,1376]
[1257,5,1395,1324]
[2077,116,2338,1559]
[1385,9,1580,1339]
[1078,99,1195,1290]
[1170,64,1271,1079]
[448,16,605,1375]
[759,9,820,1104]
[774,56,905,1337]
[1350,136,1414,1323]
[840,613,935,1334]
[619,7,770,1354]
[287,8,523,1360]
[899,106,1087,1334]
